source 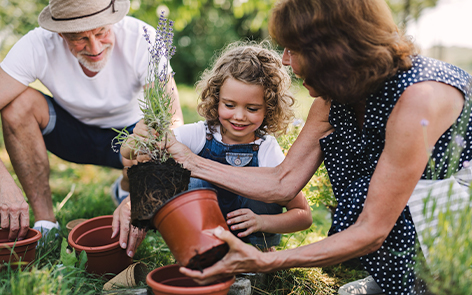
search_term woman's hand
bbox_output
[111,196,146,257]
[226,209,263,238]
[179,226,266,285]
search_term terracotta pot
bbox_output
[0,228,41,269]
[146,264,235,295]
[152,188,229,270]
[66,218,88,233]
[68,215,132,276]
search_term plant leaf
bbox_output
[60,238,78,267]
[78,250,88,270]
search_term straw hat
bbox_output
[38,0,130,33]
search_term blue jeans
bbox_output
[189,132,282,249]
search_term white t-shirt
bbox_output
[0,16,166,128]
[173,121,285,167]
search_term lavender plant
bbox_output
[114,12,176,163]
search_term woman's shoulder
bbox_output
[402,55,471,93]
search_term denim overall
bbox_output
[188,132,283,249]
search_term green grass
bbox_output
[0,82,367,294]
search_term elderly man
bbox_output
[0,0,183,256]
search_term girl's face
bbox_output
[218,77,266,145]
[282,48,320,98]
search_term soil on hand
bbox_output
[128,158,191,229]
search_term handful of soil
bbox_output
[128,158,191,230]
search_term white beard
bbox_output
[77,43,112,73]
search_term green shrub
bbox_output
[415,193,472,294]
[277,122,336,211]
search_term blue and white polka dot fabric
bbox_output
[320,55,472,294]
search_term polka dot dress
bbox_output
[319,55,472,294]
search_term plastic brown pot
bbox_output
[146,264,235,295]
[68,215,132,276]
[152,188,229,270]
[66,218,88,234]
[0,228,41,269]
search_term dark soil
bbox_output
[186,243,229,271]
[128,158,191,229]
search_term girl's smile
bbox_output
[218,77,266,145]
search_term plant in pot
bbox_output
[113,13,191,228]
[113,13,229,271]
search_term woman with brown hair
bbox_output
[128,0,472,294]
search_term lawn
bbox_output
[0,82,367,294]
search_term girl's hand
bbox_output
[179,226,266,285]
[226,209,264,237]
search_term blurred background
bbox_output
[1,0,471,90]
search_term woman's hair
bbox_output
[269,0,416,104]
[196,41,295,136]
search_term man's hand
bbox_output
[112,196,146,257]
[0,164,29,241]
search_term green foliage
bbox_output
[60,238,87,269]
[114,13,177,163]
[416,194,472,294]
[0,0,48,57]
[414,87,472,294]
[60,238,78,267]
[128,0,275,84]
[0,232,102,294]
[386,0,439,26]
[1,0,439,85]
[277,121,336,211]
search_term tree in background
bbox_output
[388,0,439,28]
[0,0,439,84]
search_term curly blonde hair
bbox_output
[196,41,295,136]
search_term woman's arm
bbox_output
[168,97,334,204]
[180,81,465,284]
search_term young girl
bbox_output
[125,41,312,251]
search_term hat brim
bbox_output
[38,0,130,33]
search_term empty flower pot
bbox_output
[0,228,41,269]
[152,188,229,270]
[68,215,132,276]
[146,264,235,295]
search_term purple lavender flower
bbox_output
[454,135,466,148]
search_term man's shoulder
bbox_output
[23,27,59,42]
[114,16,153,33]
